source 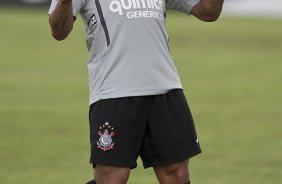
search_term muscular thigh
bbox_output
[154,160,189,184]
[95,164,130,184]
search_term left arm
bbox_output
[191,0,224,22]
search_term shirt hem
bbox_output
[89,87,183,105]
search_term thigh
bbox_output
[140,89,202,168]
[89,97,149,168]
[153,160,189,184]
[95,164,131,184]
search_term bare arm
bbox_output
[49,0,74,41]
[192,0,224,22]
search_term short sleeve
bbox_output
[48,0,57,15]
[166,0,200,14]
[48,0,85,16]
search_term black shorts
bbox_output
[89,89,202,169]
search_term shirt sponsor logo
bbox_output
[109,0,165,21]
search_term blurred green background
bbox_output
[0,7,282,184]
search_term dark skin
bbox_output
[49,0,73,41]
[49,0,224,183]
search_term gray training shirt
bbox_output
[49,0,200,105]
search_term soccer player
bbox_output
[48,0,224,183]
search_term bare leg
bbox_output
[94,164,130,184]
[153,160,189,184]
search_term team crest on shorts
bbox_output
[97,122,115,151]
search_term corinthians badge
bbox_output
[97,122,115,151]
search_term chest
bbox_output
[81,0,166,27]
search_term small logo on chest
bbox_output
[88,13,97,29]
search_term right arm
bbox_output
[49,0,74,41]
[166,0,224,22]
[191,0,224,22]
